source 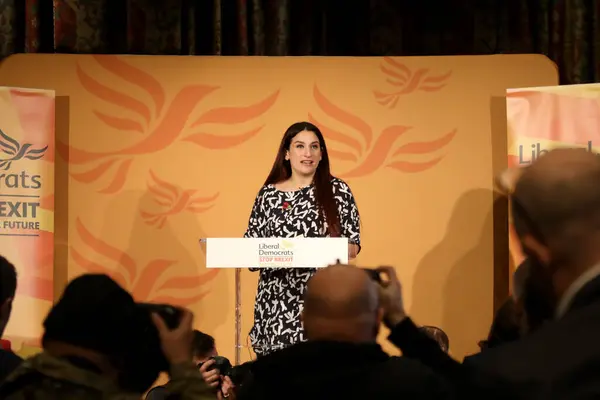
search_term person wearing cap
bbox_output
[0,274,214,399]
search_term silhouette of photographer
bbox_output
[0,273,213,399]
[147,330,235,399]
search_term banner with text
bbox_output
[506,84,600,272]
[205,237,349,269]
[0,87,55,345]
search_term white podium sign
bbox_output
[204,237,349,268]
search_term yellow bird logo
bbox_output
[281,239,294,249]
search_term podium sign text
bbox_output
[205,237,349,268]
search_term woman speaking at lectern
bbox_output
[244,121,361,357]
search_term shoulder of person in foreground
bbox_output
[0,354,127,399]
[0,349,23,381]
[160,362,215,400]
[386,356,453,397]
[144,385,167,400]
[388,318,531,400]
[107,363,215,400]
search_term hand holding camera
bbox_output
[199,357,235,399]
[363,266,407,328]
[199,359,220,388]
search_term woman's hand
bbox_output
[348,243,359,260]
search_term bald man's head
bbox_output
[513,148,600,244]
[511,147,600,308]
[302,265,381,343]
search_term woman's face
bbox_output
[285,130,322,179]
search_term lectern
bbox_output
[199,237,348,364]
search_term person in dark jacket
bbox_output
[389,149,600,399]
[237,264,451,400]
[0,274,212,399]
[476,297,523,351]
[146,330,234,399]
[0,256,23,381]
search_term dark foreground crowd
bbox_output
[0,147,598,399]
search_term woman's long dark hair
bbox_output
[264,121,341,236]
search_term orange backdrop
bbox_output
[0,54,557,361]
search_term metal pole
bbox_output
[235,268,241,365]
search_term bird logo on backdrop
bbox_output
[0,130,48,170]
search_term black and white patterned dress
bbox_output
[244,177,361,356]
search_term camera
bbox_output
[199,356,253,387]
[203,356,233,376]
